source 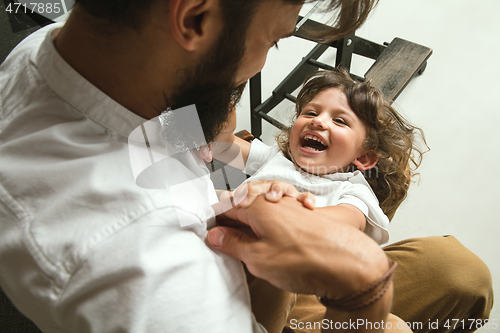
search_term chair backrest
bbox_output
[248,17,432,139]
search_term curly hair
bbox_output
[277,68,427,220]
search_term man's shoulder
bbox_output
[1,23,57,72]
[0,24,62,125]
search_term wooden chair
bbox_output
[249,16,433,139]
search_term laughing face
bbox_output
[289,88,371,175]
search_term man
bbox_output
[0,0,492,332]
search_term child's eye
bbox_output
[333,118,346,125]
[303,111,317,116]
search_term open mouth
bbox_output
[300,133,328,152]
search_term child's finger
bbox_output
[295,192,316,210]
[212,190,234,216]
[233,182,258,208]
[199,145,212,162]
[234,180,302,206]
[265,183,284,202]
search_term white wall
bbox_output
[235,0,500,328]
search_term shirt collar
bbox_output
[36,23,147,138]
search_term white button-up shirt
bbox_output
[0,23,265,333]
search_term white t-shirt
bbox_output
[0,23,265,333]
[245,139,390,245]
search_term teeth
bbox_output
[304,146,320,151]
[303,134,326,146]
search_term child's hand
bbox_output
[232,180,316,210]
[199,144,213,162]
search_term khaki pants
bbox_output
[248,236,494,333]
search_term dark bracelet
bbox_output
[318,261,398,312]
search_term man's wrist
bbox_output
[318,261,397,312]
[312,218,391,301]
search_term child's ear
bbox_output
[353,150,378,171]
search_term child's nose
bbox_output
[310,116,326,128]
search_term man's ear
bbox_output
[168,0,218,51]
[353,150,378,171]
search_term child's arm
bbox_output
[209,133,250,170]
[315,204,367,232]
[232,135,251,165]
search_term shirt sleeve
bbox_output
[244,139,280,176]
[338,187,390,245]
[55,207,267,333]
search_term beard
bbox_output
[168,29,247,144]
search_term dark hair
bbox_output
[277,68,427,220]
[73,0,378,41]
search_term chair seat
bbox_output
[365,37,433,102]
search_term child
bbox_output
[226,68,425,245]
[212,68,424,332]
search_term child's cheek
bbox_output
[289,124,300,147]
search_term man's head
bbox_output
[167,1,302,143]
[71,0,378,142]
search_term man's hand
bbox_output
[208,195,389,299]
[209,196,393,332]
